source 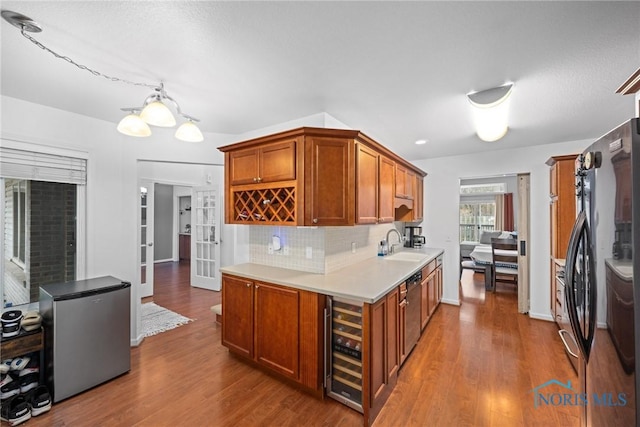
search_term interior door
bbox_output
[139,181,154,298]
[190,186,221,291]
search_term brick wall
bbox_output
[29,181,76,301]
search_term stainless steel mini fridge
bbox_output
[39,276,131,402]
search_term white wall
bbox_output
[1,95,236,344]
[414,140,589,318]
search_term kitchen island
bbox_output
[220,247,444,427]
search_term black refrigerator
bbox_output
[565,118,638,426]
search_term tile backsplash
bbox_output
[249,223,399,274]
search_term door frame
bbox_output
[457,173,531,311]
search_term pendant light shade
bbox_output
[117,113,152,137]
[175,120,204,142]
[140,100,176,127]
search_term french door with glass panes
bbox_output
[139,181,154,298]
[191,186,221,291]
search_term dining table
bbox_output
[469,244,518,291]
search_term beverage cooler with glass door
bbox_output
[325,297,364,413]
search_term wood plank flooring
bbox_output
[24,264,578,426]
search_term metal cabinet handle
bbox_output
[255,284,260,289]
[253,177,258,182]
[257,177,262,182]
[313,218,318,224]
[558,330,579,359]
[246,283,251,287]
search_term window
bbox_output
[10,180,27,265]
[460,182,506,194]
[459,201,496,242]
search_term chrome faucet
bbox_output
[386,228,404,254]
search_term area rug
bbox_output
[141,302,193,337]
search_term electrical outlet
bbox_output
[351,242,356,253]
[305,246,313,259]
[267,243,274,254]
[283,246,289,256]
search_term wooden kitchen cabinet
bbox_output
[413,176,424,222]
[221,274,254,358]
[378,155,396,223]
[221,274,324,393]
[228,139,297,186]
[219,127,426,226]
[395,164,415,200]
[355,144,395,224]
[546,154,578,324]
[420,256,443,330]
[365,287,399,427]
[356,143,378,224]
[305,134,355,226]
[612,151,631,224]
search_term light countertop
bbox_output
[220,247,444,304]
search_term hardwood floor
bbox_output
[26,263,578,426]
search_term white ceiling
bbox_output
[1,1,639,160]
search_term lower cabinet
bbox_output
[221,274,324,393]
[365,288,399,426]
[420,256,443,330]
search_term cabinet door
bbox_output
[378,156,395,223]
[398,298,407,366]
[221,275,254,358]
[254,282,300,379]
[420,278,429,330]
[369,297,387,403]
[437,265,443,303]
[356,144,379,224]
[428,273,437,316]
[386,289,399,379]
[395,164,408,198]
[305,136,354,226]
[406,170,415,200]
[260,140,297,183]
[229,148,260,185]
[413,176,424,222]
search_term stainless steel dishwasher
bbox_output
[404,270,422,357]
[39,276,131,402]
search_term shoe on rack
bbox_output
[0,394,31,426]
[0,360,11,375]
[20,312,42,332]
[0,374,20,400]
[24,385,51,417]
[9,357,29,372]
[1,310,23,339]
[17,357,38,377]
[18,372,39,394]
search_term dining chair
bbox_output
[490,238,518,291]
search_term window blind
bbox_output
[0,147,87,185]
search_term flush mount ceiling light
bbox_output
[1,10,204,142]
[414,139,428,145]
[467,83,514,142]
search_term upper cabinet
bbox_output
[218,127,426,226]
[546,154,578,259]
[395,164,414,200]
[228,139,297,185]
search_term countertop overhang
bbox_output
[220,247,444,304]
